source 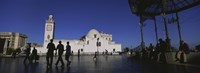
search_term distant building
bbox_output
[37,15,121,54]
[0,32,28,49]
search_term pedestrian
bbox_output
[182,42,190,63]
[177,41,190,63]
[158,38,167,63]
[105,49,108,55]
[175,40,184,62]
[93,51,97,61]
[141,48,147,60]
[148,43,154,60]
[153,43,160,61]
[65,41,71,66]
[78,49,80,58]
[46,39,56,68]
[24,43,31,63]
[55,41,65,67]
[31,47,38,63]
[12,50,16,58]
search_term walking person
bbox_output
[55,41,65,67]
[24,43,31,64]
[31,47,38,63]
[46,39,56,68]
[65,42,71,66]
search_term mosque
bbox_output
[36,15,121,55]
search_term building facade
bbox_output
[0,32,27,49]
[37,15,121,54]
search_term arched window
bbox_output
[96,42,101,47]
[99,42,101,46]
[94,34,97,38]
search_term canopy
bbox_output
[129,0,200,16]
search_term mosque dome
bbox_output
[86,29,100,38]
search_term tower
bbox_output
[43,15,55,48]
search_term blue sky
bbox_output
[0,0,200,49]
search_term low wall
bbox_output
[186,52,200,65]
[130,51,200,65]
[169,52,200,62]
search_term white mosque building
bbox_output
[37,15,121,55]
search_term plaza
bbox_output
[1,55,200,73]
[0,0,200,73]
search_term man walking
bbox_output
[46,39,56,68]
[24,43,31,63]
[55,41,65,67]
[65,42,71,66]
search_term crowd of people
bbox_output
[132,38,190,63]
[23,43,39,63]
[23,39,72,68]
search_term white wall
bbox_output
[38,37,121,54]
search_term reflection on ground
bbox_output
[0,55,200,73]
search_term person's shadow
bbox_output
[55,66,64,73]
[23,63,30,73]
[23,62,39,73]
[29,62,39,73]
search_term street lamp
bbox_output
[139,16,145,50]
[96,38,100,54]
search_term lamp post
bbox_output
[162,0,171,51]
[154,17,159,44]
[97,38,100,54]
[139,15,145,50]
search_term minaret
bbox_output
[43,15,55,48]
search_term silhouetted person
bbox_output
[148,43,154,60]
[31,47,38,63]
[12,50,16,58]
[105,49,108,55]
[130,49,133,55]
[46,39,56,68]
[55,41,65,67]
[177,41,189,63]
[65,42,71,66]
[93,52,97,60]
[24,43,31,63]
[153,43,160,61]
[182,42,190,63]
[141,48,148,60]
[78,49,80,58]
[158,38,167,63]
[175,40,184,62]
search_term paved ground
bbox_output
[0,55,200,73]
